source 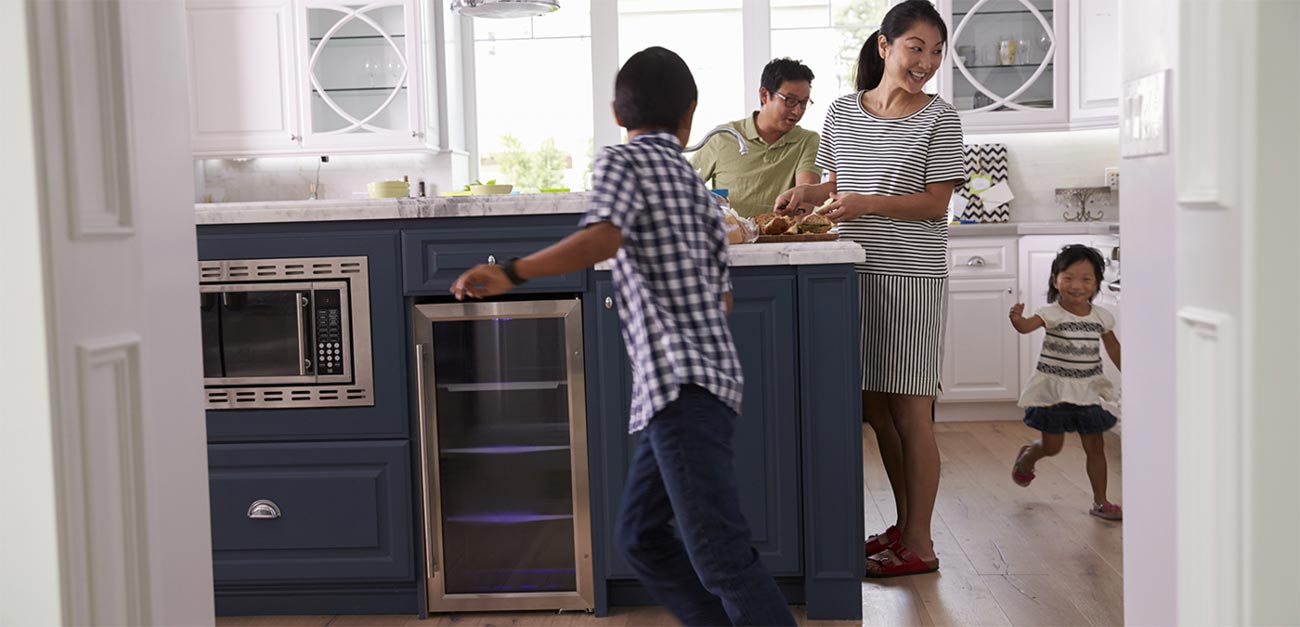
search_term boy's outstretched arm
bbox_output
[1102,331,1121,370]
[450,222,623,300]
[1008,303,1044,334]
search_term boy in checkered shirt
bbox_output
[452,46,794,627]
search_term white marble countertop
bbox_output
[195,193,591,225]
[950,220,1119,236]
[594,240,866,270]
[196,195,1119,238]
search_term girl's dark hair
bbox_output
[856,0,948,91]
[615,46,698,131]
[1047,244,1106,303]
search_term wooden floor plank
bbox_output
[216,422,1123,627]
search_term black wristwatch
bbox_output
[500,257,527,286]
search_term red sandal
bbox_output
[864,525,902,557]
[1089,501,1123,521]
[1012,444,1036,487]
[864,541,939,579]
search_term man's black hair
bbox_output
[614,46,698,131]
[760,57,815,95]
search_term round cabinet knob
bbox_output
[247,499,282,520]
[488,255,497,265]
[966,256,986,267]
[290,134,300,142]
[604,297,613,310]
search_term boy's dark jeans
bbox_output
[615,385,796,626]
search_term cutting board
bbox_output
[754,233,840,243]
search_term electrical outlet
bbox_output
[1105,167,1119,191]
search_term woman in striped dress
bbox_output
[775,0,964,578]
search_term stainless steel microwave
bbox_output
[199,256,373,409]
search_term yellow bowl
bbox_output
[468,184,513,195]
[367,180,409,198]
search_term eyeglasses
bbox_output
[772,92,813,110]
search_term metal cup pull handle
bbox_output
[604,297,613,310]
[966,256,986,267]
[487,255,497,265]
[247,499,282,520]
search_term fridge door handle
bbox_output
[415,343,435,576]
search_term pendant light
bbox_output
[450,0,560,19]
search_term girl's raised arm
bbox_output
[1008,303,1045,334]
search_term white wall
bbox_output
[965,128,1120,222]
[1119,0,1179,624]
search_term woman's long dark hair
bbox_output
[1047,245,1106,303]
[856,0,949,91]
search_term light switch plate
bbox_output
[1121,70,1169,158]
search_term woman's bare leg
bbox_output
[864,391,907,530]
[888,394,940,562]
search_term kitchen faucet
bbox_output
[683,125,749,155]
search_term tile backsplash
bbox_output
[964,128,1121,222]
[195,152,459,203]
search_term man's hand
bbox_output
[450,264,514,300]
[774,185,809,215]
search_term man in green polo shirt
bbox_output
[692,58,822,217]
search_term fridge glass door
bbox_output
[430,311,576,594]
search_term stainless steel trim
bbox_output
[296,292,307,376]
[246,499,282,519]
[414,343,435,578]
[414,298,594,612]
[199,256,373,409]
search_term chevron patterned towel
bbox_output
[957,144,1011,223]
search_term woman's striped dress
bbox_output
[815,92,965,396]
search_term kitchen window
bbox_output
[471,0,592,192]
[456,0,901,187]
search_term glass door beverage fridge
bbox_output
[412,299,593,612]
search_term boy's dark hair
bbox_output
[615,46,698,132]
[760,57,815,95]
[856,0,948,91]
[1047,244,1106,303]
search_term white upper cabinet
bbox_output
[298,0,424,150]
[188,0,301,155]
[938,0,1117,133]
[186,0,430,157]
[1068,0,1119,127]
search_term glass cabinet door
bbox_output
[414,300,593,611]
[946,0,1063,125]
[301,1,419,146]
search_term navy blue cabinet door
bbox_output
[208,440,414,584]
[588,271,801,580]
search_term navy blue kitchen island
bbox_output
[197,197,865,620]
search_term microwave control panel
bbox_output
[314,289,345,375]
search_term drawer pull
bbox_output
[487,255,497,265]
[966,256,987,267]
[247,499,282,520]
[604,297,613,310]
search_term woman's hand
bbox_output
[818,192,873,223]
[450,264,514,300]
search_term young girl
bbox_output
[1008,244,1123,521]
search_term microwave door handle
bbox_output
[297,292,310,376]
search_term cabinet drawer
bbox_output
[208,440,413,584]
[949,238,1016,278]
[402,226,586,294]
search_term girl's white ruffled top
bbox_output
[1019,303,1118,408]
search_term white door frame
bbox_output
[0,0,215,624]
